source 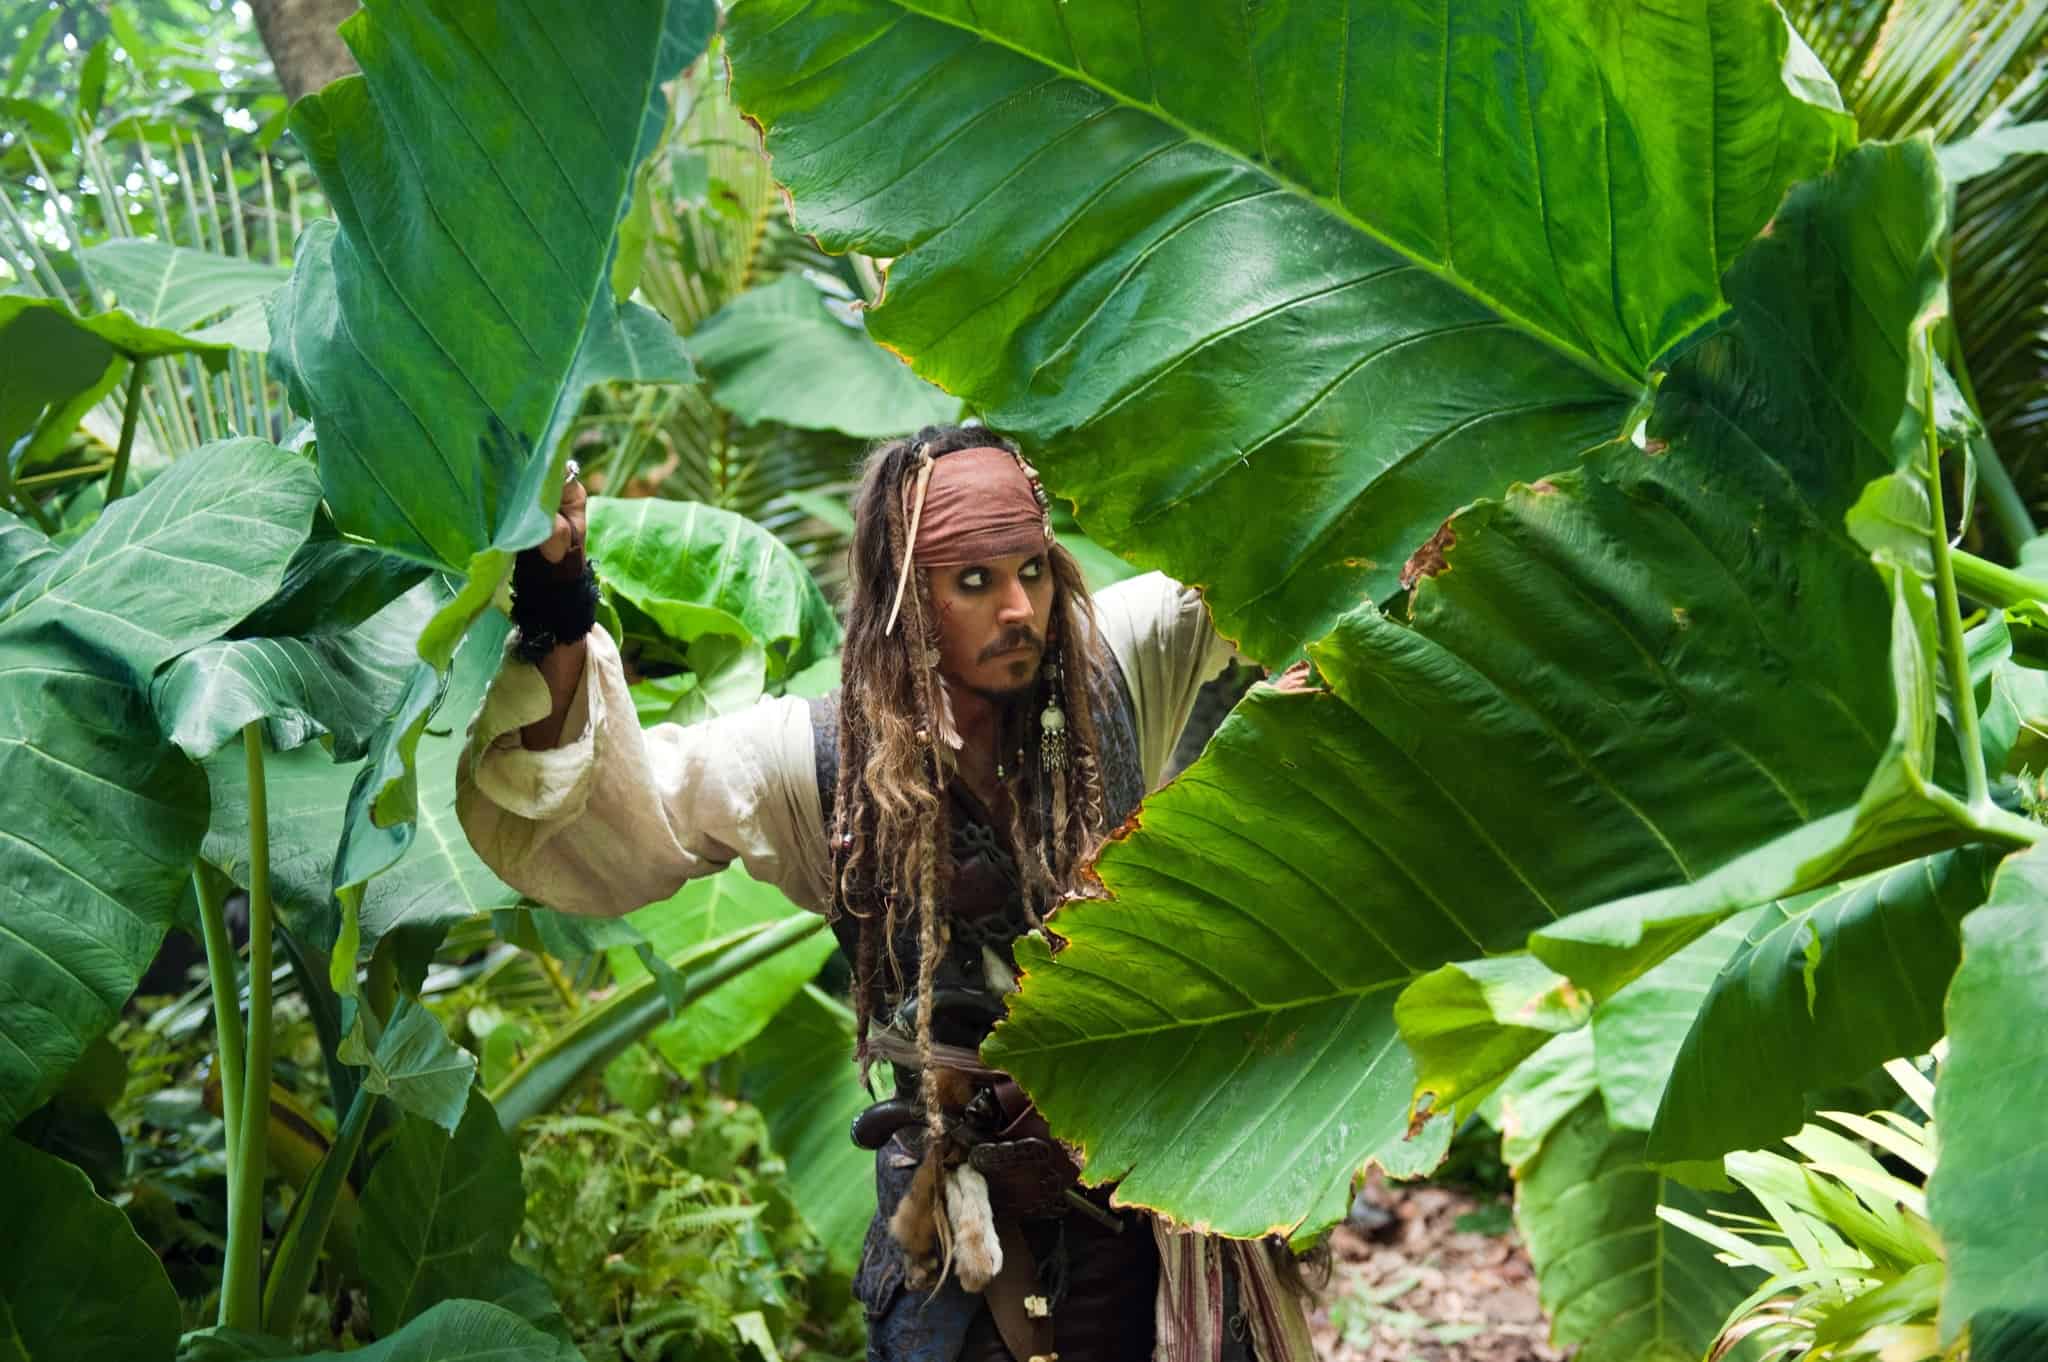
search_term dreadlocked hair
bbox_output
[830,424,1115,1089]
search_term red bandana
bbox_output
[909,446,1051,567]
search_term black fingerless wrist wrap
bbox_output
[511,553,600,664]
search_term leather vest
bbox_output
[807,649,1146,1059]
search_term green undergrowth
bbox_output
[17,964,863,1360]
[517,1100,864,1362]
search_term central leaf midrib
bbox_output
[882,0,1647,398]
[312,0,675,573]
[992,974,1407,1056]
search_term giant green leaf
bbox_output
[983,142,2028,1238]
[271,0,711,671]
[1495,1028,1598,1171]
[726,0,1850,661]
[1394,953,1589,1122]
[351,997,480,1134]
[202,610,522,954]
[184,1300,580,1362]
[610,866,838,1078]
[230,517,430,640]
[1589,910,1760,1132]
[1515,1097,1752,1362]
[153,577,437,762]
[0,438,319,1134]
[691,273,962,438]
[1974,1311,2048,1362]
[80,240,290,352]
[351,1300,577,1362]
[586,495,842,683]
[737,985,890,1274]
[1929,840,2048,1341]
[1939,120,2048,184]
[268,2,710,917]
[1407,913,1760,1141]
[0,508,55,590]
[0,293,234,372]
[1650,848,1998,1164]
[358,1088,557,1338]
[0,298,122,478]
[1525,138,2039,997]
[0,1138,181,1362]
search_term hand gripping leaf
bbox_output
[983,142,2034,1239]
[265,0,713,937]
[727,0,1850,661]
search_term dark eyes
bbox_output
[956,557,1046,591]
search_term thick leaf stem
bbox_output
[1970,433,2036,557]
[0,461,57,534]
[260,1081,374,1334]
[17,491,58,535]
[14,459,113,492]
[1939,326,2035,553]
[220,722,277,1333]
[536,950,582,1013]
[1926,347,1991,815]
[106,358,148,503]
[489,914,827,1129]
[193,861,246,1173]
[364,935,398,1024]
[1951,550,2048,611]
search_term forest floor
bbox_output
[1306,1171,1567,1362]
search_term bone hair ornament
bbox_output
[830,427,1115,1291]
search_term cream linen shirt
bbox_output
[456,571,1234,919]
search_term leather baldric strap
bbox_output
[984,1221,1054,1362]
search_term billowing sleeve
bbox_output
[455,624,833,917]
[1090,571,1236,792]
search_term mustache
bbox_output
[978,628,1044,662]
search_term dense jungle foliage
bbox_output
[1,1,2045,1360]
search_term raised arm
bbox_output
[455,483,831,918]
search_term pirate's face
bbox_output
[929,550,1055,698]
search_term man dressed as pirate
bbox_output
[459,424,1315,1361]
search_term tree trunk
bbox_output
[246,0,361,104]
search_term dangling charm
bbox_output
[1039,655,1068,775]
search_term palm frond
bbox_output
[636,57,781,335]
[1954,105,2048,495]
[572,49,871,592]
[1789,0,2048,525]
[1836,0,2048,141]
[1,116,311,493]
[1781,0,1892,95]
